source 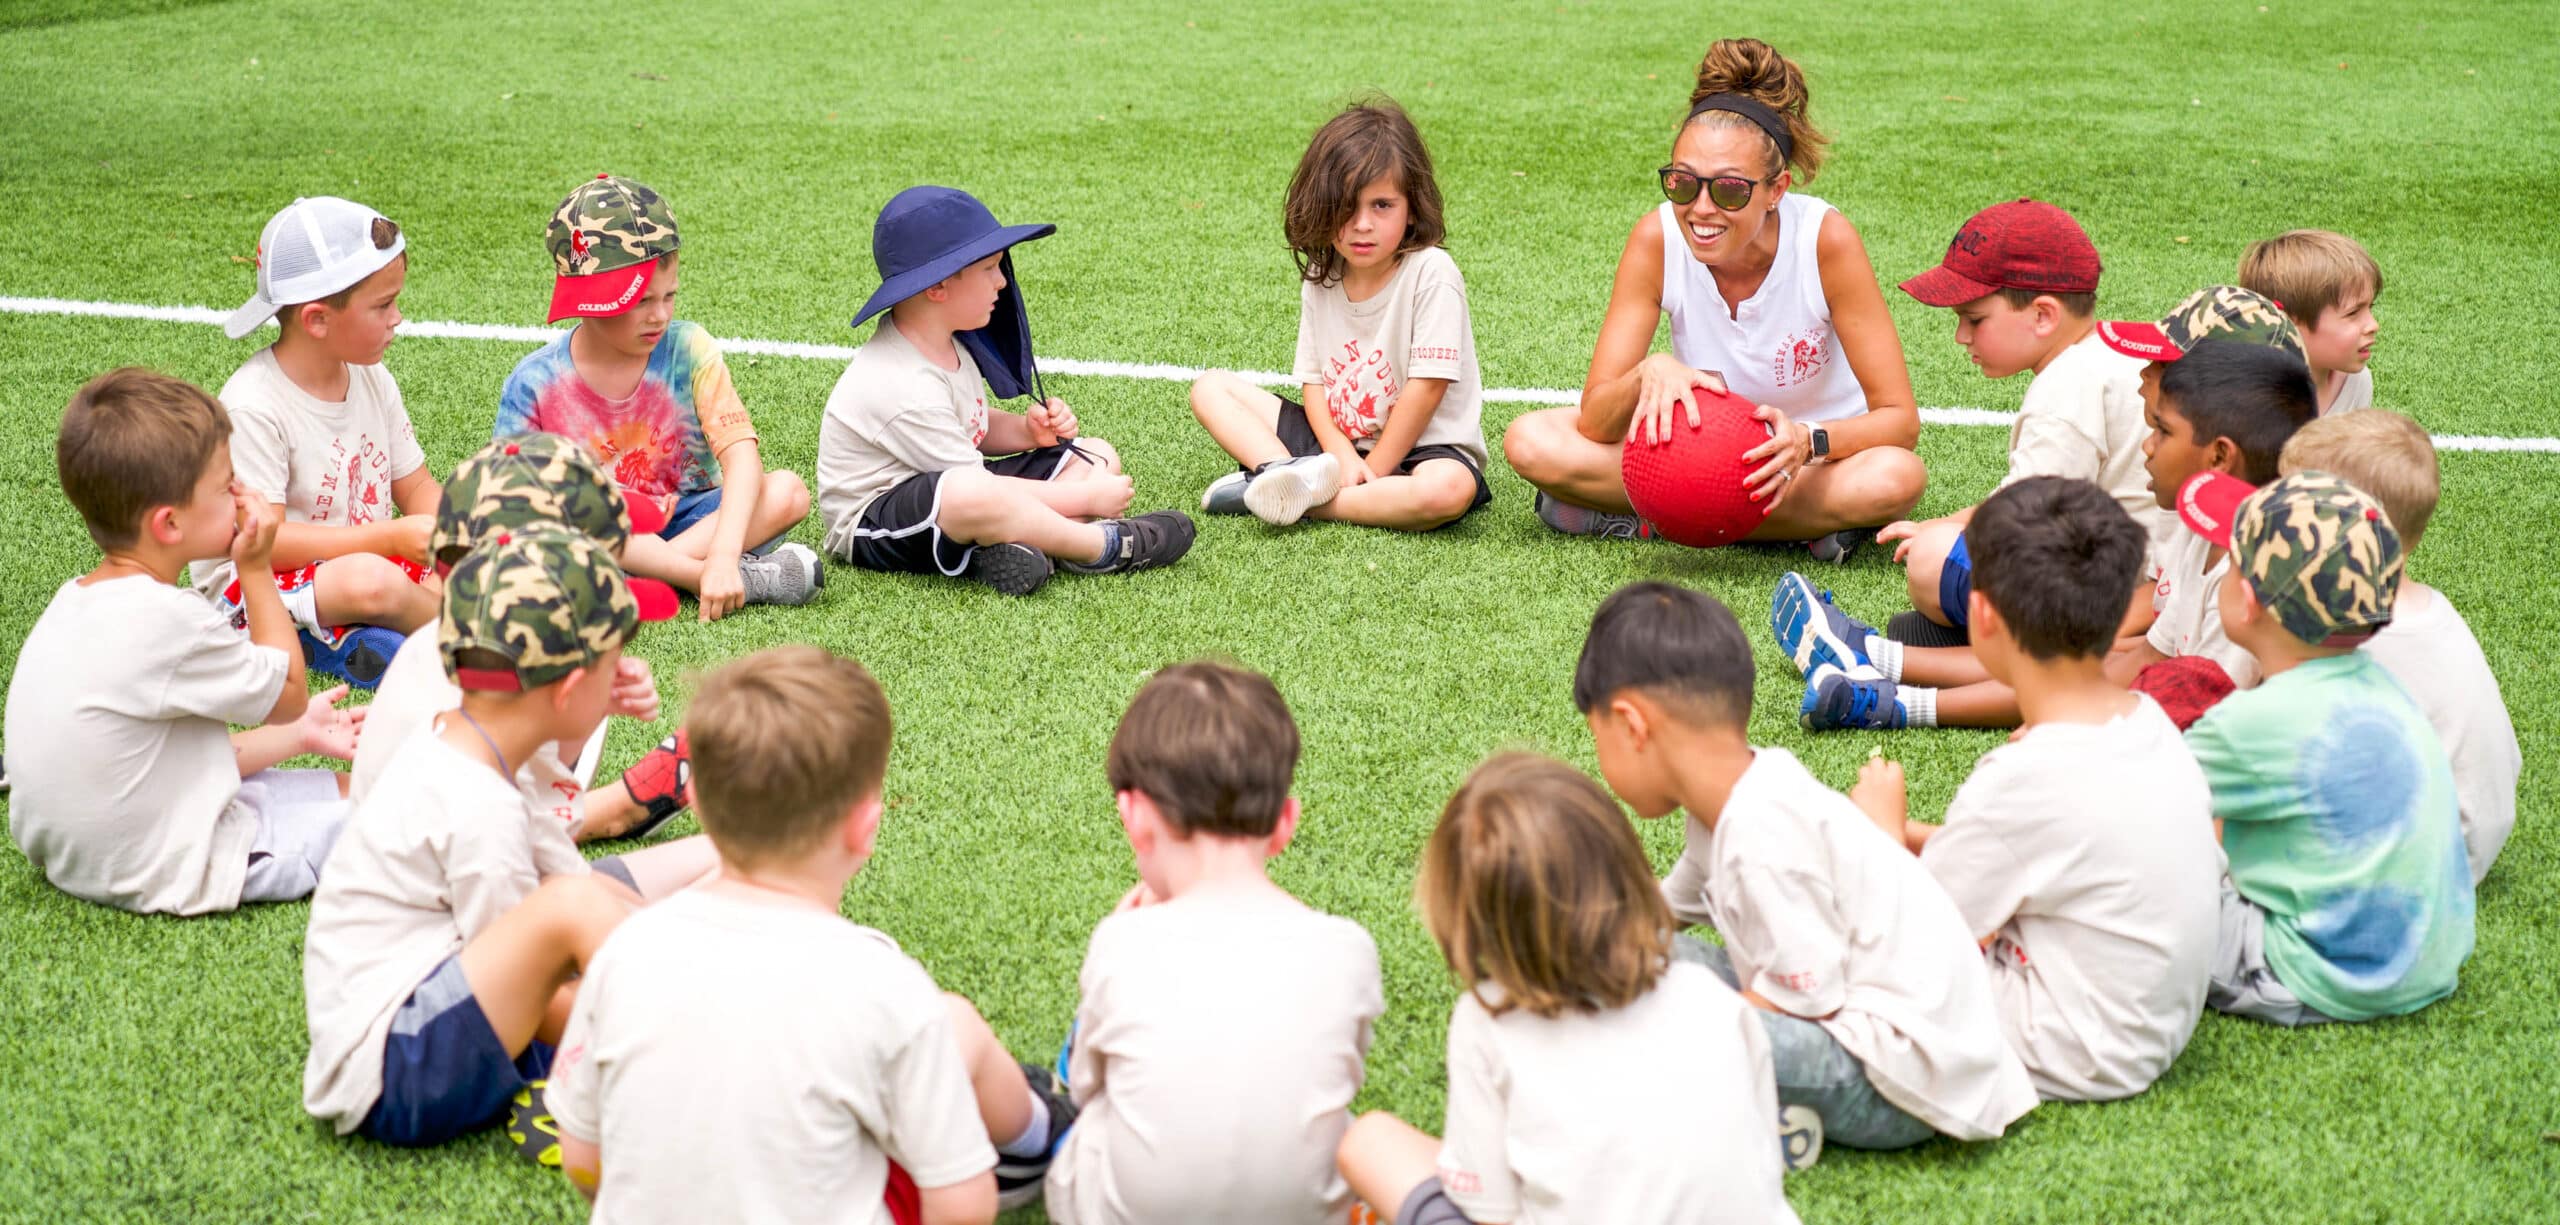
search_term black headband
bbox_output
[1685,93,1794,165]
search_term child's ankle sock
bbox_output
[1868,636,1905,683]
[1898,684,1937,728]
[995,1091,1052,1159]
[1092,520,1123,564]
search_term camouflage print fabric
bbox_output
[2231,470,2403,643]
[432,434,632,568]
[548,174,679,278]
[439,529,639,691]
[2158,285,2304,358]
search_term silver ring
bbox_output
[1780,468,1795,483]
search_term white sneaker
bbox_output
[1779,1105,1824,1171]
[1242,453,1340,526]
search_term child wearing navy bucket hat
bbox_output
[816,187,1195,595]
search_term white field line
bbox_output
[7,294,2554,454]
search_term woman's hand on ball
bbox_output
[1633,353,1724,446]
[1741,404,1811,504]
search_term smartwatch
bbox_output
[1807,425,1831,462]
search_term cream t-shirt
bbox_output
[198,348,427,600]
[547,889,996,1223]
[1684,748,2036,1140]
[4,576,289,915]
[2146,531,2261,689]
[1435,961,1799,1225]
[1046,888,1383,1225]
[348,622,587,876]
[302,731,579,1133]
[1290,246,1487,465]
[1920,697,2220,1101]
[2361,585,2520,884]
[2324,368,2373,416]
[816,321,995,557]
[1997,335,2176,555]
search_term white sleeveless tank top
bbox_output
[1657,192,1868,423]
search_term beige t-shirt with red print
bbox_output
[197,347,427,601]
[1290,246,1486,466]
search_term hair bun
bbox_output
[1682,38,1828,181]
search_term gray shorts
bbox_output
[1395,1178,1474,1225]
[239,769,350,903]
[2208,875,2337,1028]
[1675,936,1936,1150]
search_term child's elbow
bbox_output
[265,685,309,726]
[916,1173,999,1225]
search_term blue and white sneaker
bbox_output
[1770,573,1876,677]
[301,624,407,689]
[1800,663,1906,732]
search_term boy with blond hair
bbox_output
[1850,478,2220,1102]
[498,174,822,621]
[2177,470,2473,1024]
[1576,584,2035,1149]
[1046,661,1384,1223]
[818,187,1194,596]
[209,196,442,684]
[2279,412,2519,883]
[9,368,359,914]
[2239,229,2382,416]
[302,532,712,1152]
[549,645,1075,1224]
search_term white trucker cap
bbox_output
[223,196,406,339]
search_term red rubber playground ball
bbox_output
[1620,385,1776,548]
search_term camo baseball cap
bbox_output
[546,174,680,323]
[2177,470,2402,645]
[440,529,640,692]
[2098,285,2304,363]
[434,435,630,568]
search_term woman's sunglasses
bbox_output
[1657,167,1768,211]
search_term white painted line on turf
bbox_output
[6,294,2555,454]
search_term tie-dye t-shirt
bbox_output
[2186,654,2474,1021]
[494,320,756,499]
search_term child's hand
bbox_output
[230,483,280,568]
[295,684,367,760]
[608,656,660,722]
[1082,473,1135,520]
[1112,881,1158,913]
[1331,446,1376,489]
[1633,352,1721,446]
[389,514,435,564]
[1878,517,1947,563]
[698,554,744,622]
[1848,753,1907,828]
[1029,397,1078,446]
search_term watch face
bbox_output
[1810,428,1830,458]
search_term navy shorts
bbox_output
[843,445,1080,577]
[1395,1178,1476,1225]
[359,954,553,1147]
[1938,530,1975,629]
[1269,397,1491,521]
[661,488,722,539]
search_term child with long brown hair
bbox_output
[1188,97,1491,531]
[1335,753,1802,1225]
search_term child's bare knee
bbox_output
[1189,369,1245,414]
[1417,466,1477,526]
[1072,437,1121,474]
[763,470,812,518]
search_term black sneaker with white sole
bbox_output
[994,1060,1079,1210]
[965,542,1054,596]
[1061,511,1196,575]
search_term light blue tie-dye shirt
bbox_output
[2187,654,2474,1021]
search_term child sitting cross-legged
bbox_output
[549,645,1077,1224]
[301,532,715,1155]
[1045,661,1384,1224]
[8,368,361,914]
[2178,470,2474,1025]
[1575,582,2035,1149]
[1848,477,2221,1102]
[1336,752,1802,1225]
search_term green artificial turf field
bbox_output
[2,0,2554,1220]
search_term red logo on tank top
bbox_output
[1774,327,1830,387]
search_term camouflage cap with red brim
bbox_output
[546,174,679,322]
[434,434,631,569]
[2180,469,2402,644]
[2098,285,2303,363]
[441,529,639,691]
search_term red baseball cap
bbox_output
[2176,471,2255,548]
[1899,199,2101,307]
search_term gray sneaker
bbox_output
[1200,470,1253,516]
[737,542,821,607]
[1242,453,1340,526]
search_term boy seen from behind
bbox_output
[1046,662,1385,1224]
[9,369,357,914]
[2279,412,2518,884]
[2180,470,2473,1025]
[1850,477,2221,1101]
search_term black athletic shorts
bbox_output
[842,444,1079,577]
